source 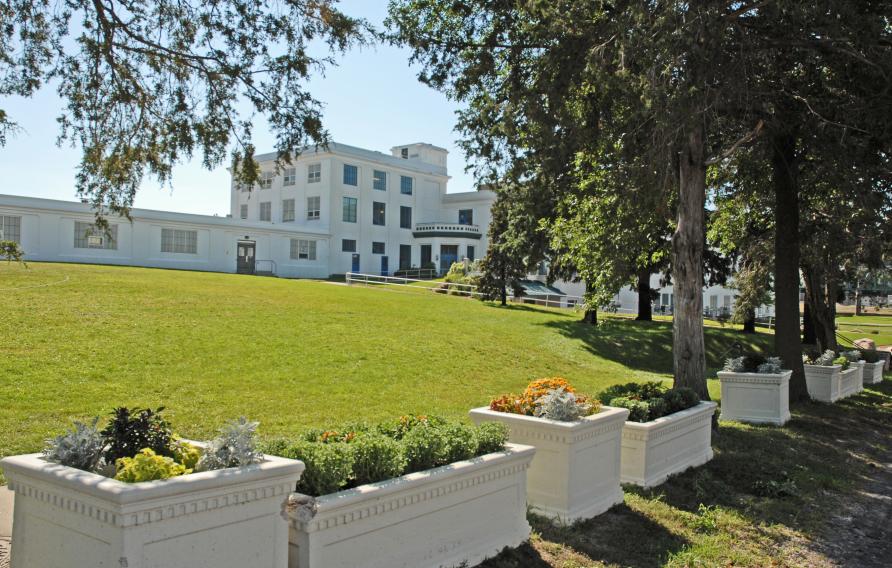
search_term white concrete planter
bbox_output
[804,364,844,402]
[619,401,718,488]
[863,361,885,385]
[717,370,792,426]
[469,406,629,523]
[839,364,863,398]
[287,443,534,568]
[0,452,304,568]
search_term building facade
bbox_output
[0,141,495,278]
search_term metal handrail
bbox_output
[255,259,277,274]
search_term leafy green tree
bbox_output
[1,1,369,222]
[0,240,26,265]
[477,194,531,306]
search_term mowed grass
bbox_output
[1,262,769,465]
[836,314,892,346]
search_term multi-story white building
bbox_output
[0,141,495,278]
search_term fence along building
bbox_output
[0,141,495,278]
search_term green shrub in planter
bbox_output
[279,440,354,496]
[350,434,406,486]
[861,349,881,363]
[596,382,701,423]
[114,448,189,482]
[402,425,449,471]
[440,422,479,463]
[608,397,651,422]
[474,422,509,454]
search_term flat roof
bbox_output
[253,141,449,178]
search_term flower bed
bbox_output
[470,378,629,522]
[598,383,717,487]
[717,355,791,426]
[266,416,534,568]
[0,408,304,568]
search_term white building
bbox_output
[0,141,495,278]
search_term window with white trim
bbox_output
[0,215,21,243]
[400,206,412,229]
[260,201,271,221]
[74,221,118,249]
[342,239,356,252]
[307,163,321,183]
[259,171,274,189]
[372,201,385,226]
[161,228,198,254]
[283,167,296,186]
[290,239,317,260]
[282,199,295,222]
[307,196,321,220]
[372,241,385,254]
[239,204,248,219]
[373,170,387,191]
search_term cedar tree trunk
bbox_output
[671,124,708,399]
[772,132,808,401]
[636,269,653,321]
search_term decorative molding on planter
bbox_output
[469,406,629,523]
[0,452,304,568]
[717,370,791,426]
[287,443,535,568]
[863,361,885,385]
[838,365,862,399]
[619,401,718,488]
[804,364,843,402]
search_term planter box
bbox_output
[0,452,304,568]
[620,401,718,488]
[804,364,844,402]
[717,370,792,426]
[287,443,535,568]
[469,406,629,523]
[863,361,885,385]
[839,363,863,398]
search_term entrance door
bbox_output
[440,245,458,274]
[237,241,256,274]
[351,253,360,272]
[381,256,389,276]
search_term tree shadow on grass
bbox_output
[480,505,689,568]
[541,317,774,376]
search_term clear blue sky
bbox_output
[0,1,472,216]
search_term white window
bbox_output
[74,221,117,250]
[259,171,274,189]
[260,201,271,221]
[282,199,295,222]
[723,295,732,308]
[1,215,22,243]
[307,196,320,220]
[161,228,198,254]
[709,295,718,309]
[373,170,387,191]
[240,204,248,219]
[307,163,321,183]
[283,167,296,186]
[290,239,317,260]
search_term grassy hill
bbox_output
[0,262,769,460]
[2,262,891,566]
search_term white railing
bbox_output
[345,272,588,309]
[413,222,481,235]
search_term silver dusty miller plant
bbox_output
[807,349,838,366]
[42,417,106,472]
[534,387,589,422]
[723,356,747,373]
[841,350,862,363]
[197,417,263,471]
[757,357,784,374]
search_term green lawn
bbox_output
[1,262,769,464]
[836,314,892,346]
